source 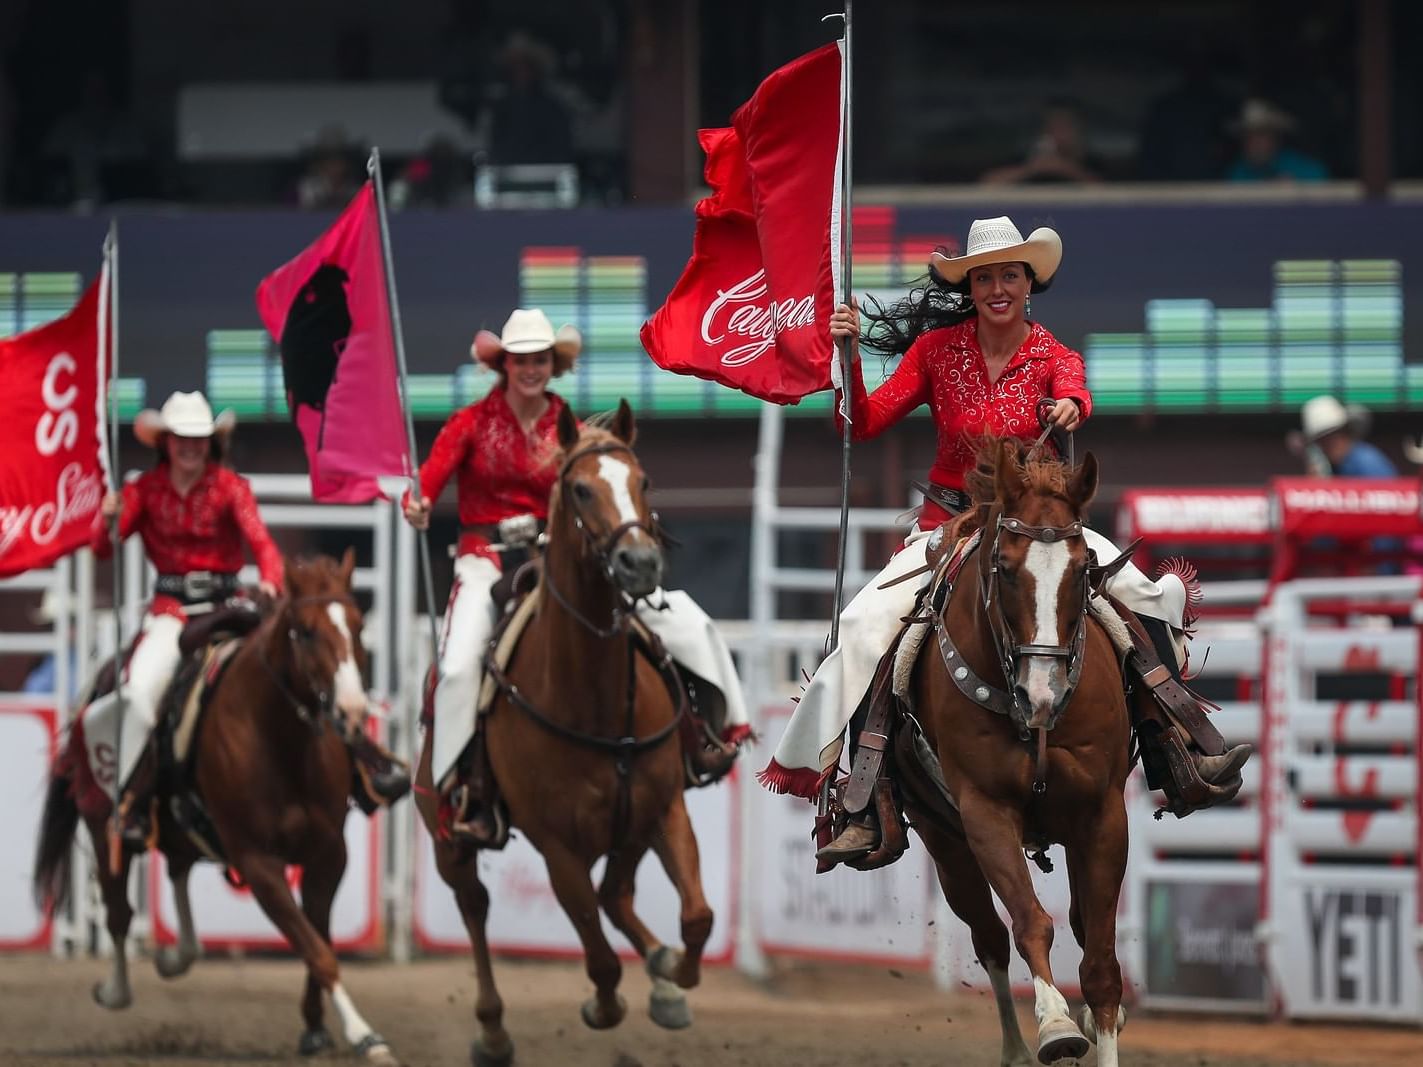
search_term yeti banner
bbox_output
[255,183,408,502]
[0,276,108,577]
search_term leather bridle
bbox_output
[263,593,360,735]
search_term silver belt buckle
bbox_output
[183,571,215,600]
[497,514,538,549]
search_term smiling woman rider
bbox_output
[760,217,1251,864]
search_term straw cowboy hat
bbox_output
[134,390,236,447]
[1299,395,1351,442]
[930,216,1063,287]
[471,308,582,377]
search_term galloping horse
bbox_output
[905,439,1130,1067]
[416,401,713,1067]
[33,551,402,1066]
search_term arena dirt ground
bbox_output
[1,954,1420,1067]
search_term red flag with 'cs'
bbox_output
[641,42,843,404]
[256,183,408,502]
[0,276,109,576]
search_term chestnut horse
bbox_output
[906,440,1130,1067]
[415,401,712,1067]
[33,552,401,1066]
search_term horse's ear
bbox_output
[339,546,356,589]
[611,398,636,446]
[1069,451,1099,511]
[557,404,580,450]
[993,438,1023,503]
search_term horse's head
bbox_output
[278,548,368,734]
[981,438,1099,733]
[552,399,663,598]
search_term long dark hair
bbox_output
[862,258,1054,358]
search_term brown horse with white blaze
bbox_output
[33,551,402,1066]
[907,439,1130,1067]
[415,400,713,1067]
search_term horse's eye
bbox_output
[1000,569,1017,585]
[640,475,650,493]
[573,481,593,502]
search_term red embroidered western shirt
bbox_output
[837,319,1092,525]
[414,388,569,558]
[91,463,283,588]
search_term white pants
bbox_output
[767,524,1188,786]
[431,553,751,788]
[82,611,184,792]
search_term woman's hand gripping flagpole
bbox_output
[367,149,443,675]
[819,3,855,844]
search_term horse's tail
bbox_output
[33,718,106,916]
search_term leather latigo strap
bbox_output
[842,628,907,816]
[1104,593,1226,757]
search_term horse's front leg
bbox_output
[647,793,713,993]
[598,842,690,1029]
[540,839,627,1029]
[155,859,200,979]
[957,787,1088,1064]
[1066,794,1129,1067]
[293,835,346,1057]
[232,850,401,1066]
[86,815,136,1010]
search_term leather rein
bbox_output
[484,438,686,853]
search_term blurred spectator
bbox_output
[481,32,574,165]
[980,99,1102,185]
[389,136,471,209]
[1290,395,1396,477]
[1136,49,1235,180]
[296,126,362,210]
[1225,99,1327,182]
[41,69,147,210]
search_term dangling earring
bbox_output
[1025,295,1032,319]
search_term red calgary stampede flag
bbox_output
[641,42,843,404]
[256,183,408,503]
[0,275,109,577]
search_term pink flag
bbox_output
[256,183,408,502]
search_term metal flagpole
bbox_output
[101,222,128,856]
[816,4,854,827]
[367,148,442,658]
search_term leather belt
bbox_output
[912,481,973,516]
[154,571,240,604]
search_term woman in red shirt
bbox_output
[407,308,750,842]
[762,218,1249,859]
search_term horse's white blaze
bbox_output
[1032,976,1072,1026]
[326,603,366,717]
[330,982,378,1045]
[1023,540,1071,713]
[597,454,640,526]
[985,962,1034,1067]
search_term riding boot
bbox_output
[815,809,880,863]
[113,740,160,859]
[446,730,505,849]
[348,732,412,814]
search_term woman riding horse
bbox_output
[404,307,749,844]
[88,390,407,848]
[760,217,1251,862]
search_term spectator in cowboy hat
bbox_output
[1226,99,1327,182]
[1292,395,1396,477]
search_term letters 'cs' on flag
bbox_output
[641,42,843,405]
[256,183,408,503]
[0,275,109,577]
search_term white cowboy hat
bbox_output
[471,308,582,376]
[1300,395,1350,441]
[930,217,1063,286]
[134,390,236,447]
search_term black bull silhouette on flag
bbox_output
[279,263,352,426]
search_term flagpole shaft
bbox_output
[368,148,442,657]
[828,0,854,652]
[104,224,127,818]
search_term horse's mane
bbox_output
[949,435,1076,541]
[285,554,346,587]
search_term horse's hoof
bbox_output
[154,946,195,979]
[354,1033,401,1066]
[646,945,682,982]
[471,1036,515,1067]
[579,994,627,1030]
[648,983,692,1030]
[1075,1002,1127,1044]
[91,980,132,1011]
[1036,1016,1089,1064]
[298,1027,335,1056]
